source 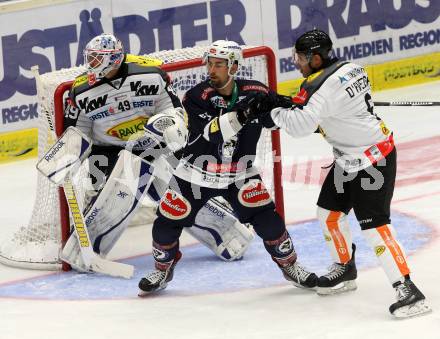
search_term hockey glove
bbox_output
[235,92,264,125]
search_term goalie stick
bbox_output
[374,101,440,106]
[32,66,134,279]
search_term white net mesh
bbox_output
[0,46,279,270]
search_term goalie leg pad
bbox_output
[185,198,255,261]
[61,234,90,273]
[61,150,155,270]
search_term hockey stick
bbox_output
[374,101,440,106]
[32,66,134,279]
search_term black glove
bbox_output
[236,92,294,126]
[274,94,294,108]
[236,92,261,125]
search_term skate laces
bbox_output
[286,262,310,282]
[324,263,346,280]
[145,270,167,284]
[395,282,411,301]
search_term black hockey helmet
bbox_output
[294,29,333,61]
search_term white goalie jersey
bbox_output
[64,54,182,149]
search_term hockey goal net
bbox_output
[0,45,284,270]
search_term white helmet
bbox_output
[83,33,124,84]
[203,40,242,71]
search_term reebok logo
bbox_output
[85,207,101,226]
[44,141,65,161]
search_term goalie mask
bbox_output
[84,33,124,85]
[203,40,242,77]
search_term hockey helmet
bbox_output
[84,33,124,84]
[203,40,243,70]
[293,29,332,63]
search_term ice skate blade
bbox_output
[137,283,168,297]
[392,300,432,319]
[290,281,317,291]
[317,280,357,296]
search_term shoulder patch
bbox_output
[125,54,163,67]
[210,117,219,133]
[73,74,88,88]
[293,61,349,106]
[242,85,268,93]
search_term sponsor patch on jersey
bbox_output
[106,117,148,141]
[292,88,309,105]
[375,245,386,256]
[380,121,390,135]
[218,137,238,160]
[73,74,88,88]
[242,85,268,93]
[206,161,245,173]
[210,96,228,108]
[238,180,272,207]
[210,117,219,133]
[201,87,215,100]
[159,189,191,220]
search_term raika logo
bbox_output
[106,117,148,141]
[130,81,160,96]
[78,94,108,113]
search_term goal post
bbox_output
[0,45,284,271]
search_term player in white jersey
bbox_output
[61,33,255,271]
[250,29,430,318]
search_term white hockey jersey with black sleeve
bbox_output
[271,60,393,172]
[64,54,182,150]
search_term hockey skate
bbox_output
[317,244,357,295]
[277,260,318,289]
[389,278,431,318]
[138,251,182,296]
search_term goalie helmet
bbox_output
[84,33,124,84]
[294,29,332,62]
[203,40,242,71]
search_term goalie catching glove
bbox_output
[143,108,189,152]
